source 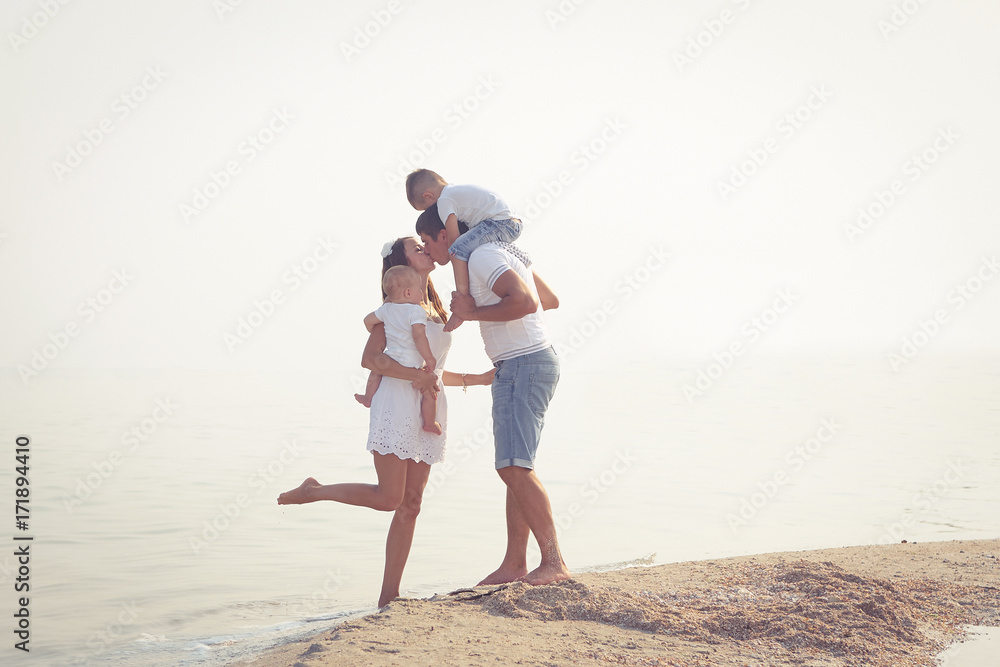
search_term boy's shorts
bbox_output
[449,218,529,265]
[491,347,559,470]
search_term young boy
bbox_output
[361,265,441,435]
[405,169,532,332]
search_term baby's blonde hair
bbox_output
[381,265,421,301]
[405,169,447,207]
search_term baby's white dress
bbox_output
[366,320,452,464]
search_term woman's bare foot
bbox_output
[277,477,320,505]
[354,393,372,408]
[477,565,528,586]
[422,421,442,435]
[520,562,572,586]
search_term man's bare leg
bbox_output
[477,487,530,585]
[378,458,431,606]
[482,467,570,586]
[277,453,406,511]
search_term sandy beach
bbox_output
[232,538,999,666]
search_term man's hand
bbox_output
[456,269,538,323]
[450,291,478,321]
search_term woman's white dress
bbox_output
[366,321,452,464]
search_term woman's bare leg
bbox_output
[378,458,431,606]
[277,452,407,511]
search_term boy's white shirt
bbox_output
[437,184,518,228]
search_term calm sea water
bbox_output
[2,354,998,666]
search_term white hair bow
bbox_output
[380,240,396,259]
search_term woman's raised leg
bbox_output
[377,458,431,607]
[277,452,407,511]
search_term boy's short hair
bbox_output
[381,265,420,299]
[405,169,447,207]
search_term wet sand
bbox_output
[234,539,999,666]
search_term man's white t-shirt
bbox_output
[437,184,518,229]
[468,243,550,363]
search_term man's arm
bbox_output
[361,324,438,393]
[532,271,559,310]
[451,269,538,323]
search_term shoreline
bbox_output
[234,538,999,666]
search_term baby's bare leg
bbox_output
[355,370,382,407]
[420,388,442,435]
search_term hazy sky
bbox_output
[3,0,999,378]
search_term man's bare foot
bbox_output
[422,421,442,435]
[477,565,528,586]
[277,477,320,505]
[520,562,572,586]
[442,315,464,333]
[354,393,372,408]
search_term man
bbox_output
[416,210,569,586]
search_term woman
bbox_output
[277,236,493,607]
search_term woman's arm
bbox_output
[361,324,438,392]
[441,368,496,387]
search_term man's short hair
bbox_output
[415,204,445,237]
[415,203,468,238]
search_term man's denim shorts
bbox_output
[449,218,523,263]
[491,347,560,470]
